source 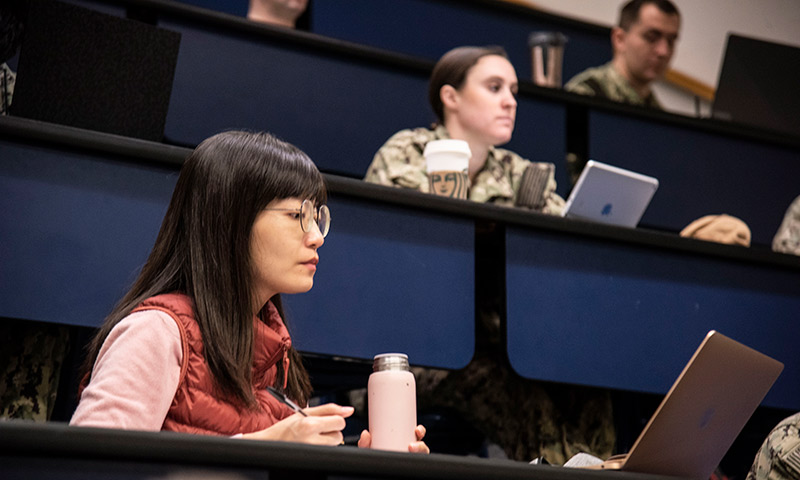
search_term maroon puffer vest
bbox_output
[134,293,294,435]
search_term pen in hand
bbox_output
[266,386,308,417]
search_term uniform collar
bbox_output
[606,62,661,108]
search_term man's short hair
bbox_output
[618,0,680,31]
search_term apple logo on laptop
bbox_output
[699,407,715,429]
[601,203,613,216]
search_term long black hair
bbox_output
[82,131,324,408]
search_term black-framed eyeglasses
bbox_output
[264,199,330,238]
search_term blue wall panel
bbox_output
[168,0,612,83]
[309,0,611,84]
[0,138,474,368]
[162,18,431,177]
[284,195,475,368]
[0,140,175,326]
[161,17,567,187]
[588,111,800,245]
[506,226,800,410]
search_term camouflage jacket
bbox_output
[1,320,70,421]
[1,63,15,115]
[364,125,564,215]
[564,62,662,109]
[747,412,800,480]
[773,195,800,256]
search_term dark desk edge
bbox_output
[93,0,436,74]
[78,0,800,150]
[3,115,799,271]
[0,421,683,480]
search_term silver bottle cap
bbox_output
[372,353,409,372]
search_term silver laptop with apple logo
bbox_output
[562,160,659,228]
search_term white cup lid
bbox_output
[423,139,471,158]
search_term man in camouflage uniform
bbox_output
[564,0,681,109]
[747,412,800,480]
[365,124,564,215]
[772,195,800,256]
[565,62,662,109]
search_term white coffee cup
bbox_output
[423,139,470,199]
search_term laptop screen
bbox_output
[712,34,800,137]
[562,160,659,228]
[621,331,783,479]
[10,0,181,141]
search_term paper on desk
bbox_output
[563,452,604,467]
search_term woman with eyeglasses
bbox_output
[71,130,428,451]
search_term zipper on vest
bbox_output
[282,345,290,390]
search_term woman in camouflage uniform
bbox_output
[365,45,564,214]
[364,45,614,464]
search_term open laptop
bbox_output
[712,34,800,137]
[562,160,659,228]
[584,330,783,480]
[10,0,181,141]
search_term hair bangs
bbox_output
[223,131,326,210]
[265,149,327,207]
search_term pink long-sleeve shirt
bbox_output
[70,310,182,430]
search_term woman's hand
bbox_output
[357,425,430,454]
[241,403,354,445]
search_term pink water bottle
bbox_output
[368,353,417,451]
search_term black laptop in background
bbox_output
[10,0,181,142]
[712,34,800,138]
